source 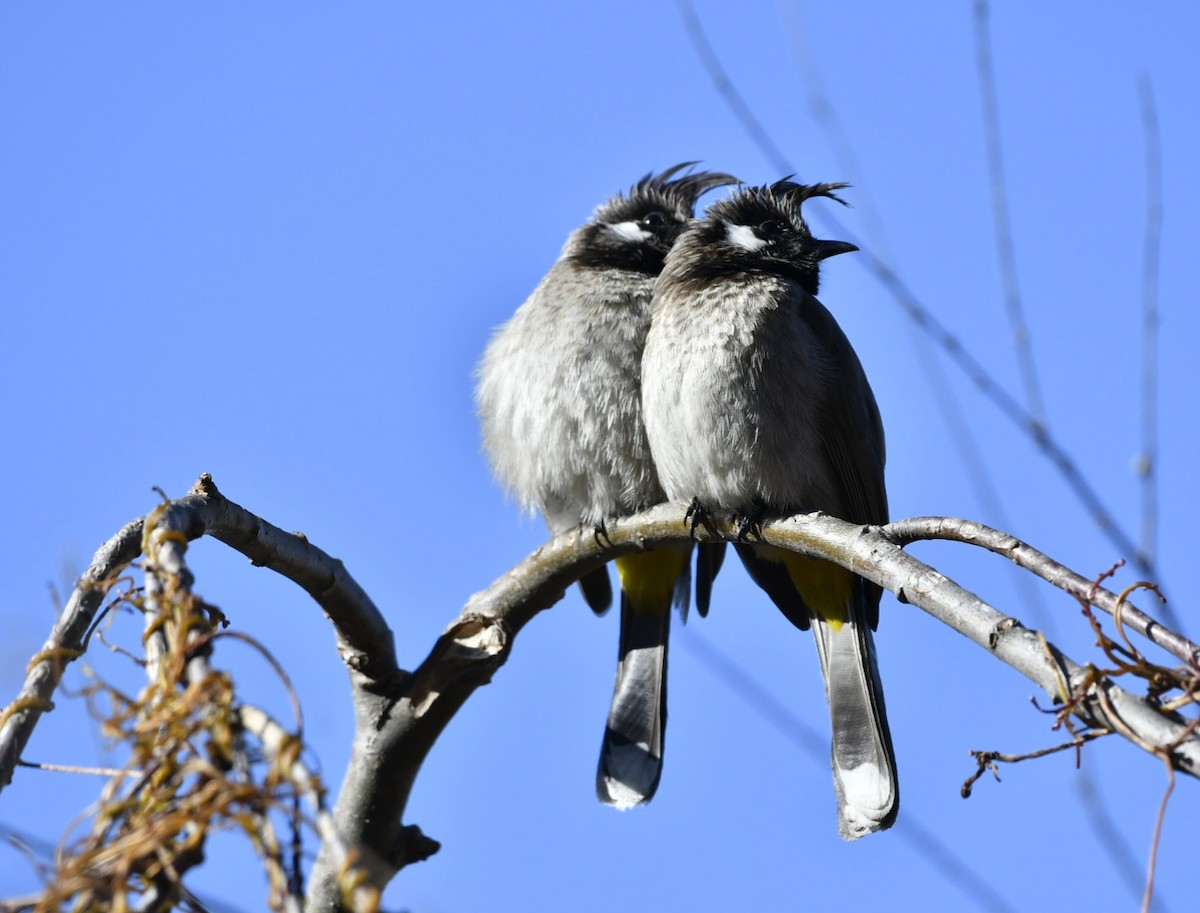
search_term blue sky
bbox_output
[2,3,1198,911]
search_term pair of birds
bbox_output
[476,164,897,839]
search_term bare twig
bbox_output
[1,476,395,913]
[973,0,1044,425]
[1143,757,1174,913]
[186,474,397,685]
[960,732,1109,798]
[884,517,1197,666]
[1137,708,1199,913]
[1075,771,1158,907]
[775,0,892,251]
[674,0,791,175]
[14,760,137,778]
[17,504,315,911]
[0,516,144,790]
[1136,74,1163,572]
[239,705,379,913]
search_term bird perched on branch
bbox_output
[476,164,736,808]
[641,179,898,838]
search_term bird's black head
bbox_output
[567,163,739,274]
[688,179,858,295]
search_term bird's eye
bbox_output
[757,220,785,238]
[640,211,668,231]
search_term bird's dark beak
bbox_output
[810,239,859,261]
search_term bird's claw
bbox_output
[592,520,613,548]
[735,510,765,543]
[685,497,709,540]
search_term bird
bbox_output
[641,179,898,839]
[476,164,737,808]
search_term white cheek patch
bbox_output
[608,221,652,243]
[725,223,768,251]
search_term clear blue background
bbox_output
[2,3,1197,911]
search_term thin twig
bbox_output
[960,731,1109,798]
[14,760,139,778]
[775,0,892,253]
[1136,74,1163,572]
[1075,769,1165,908]
[0,516,145,791]
[187,474,398,685]
[884,517,1197,666]
[1142,757,1173,913]
[973,0,1045,425]
[674,0,791,175]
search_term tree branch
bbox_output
[5,480,1195,911]
[885,516,1198,665]
[308,501,1197,906]
[188,474,398,685]
[0,515,144,790]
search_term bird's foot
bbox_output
[685,497,711,540]
[734,506,766,543]
[592,519,613,549]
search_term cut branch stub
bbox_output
[408,614,509,717]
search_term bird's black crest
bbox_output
[570,164,739,274]
[598,163,739,225]
[708,180,851,234]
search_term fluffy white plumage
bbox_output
[478,257,660,531]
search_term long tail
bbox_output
[737,544,898,838]
[596,545,691,808]
[811,587,898,839]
